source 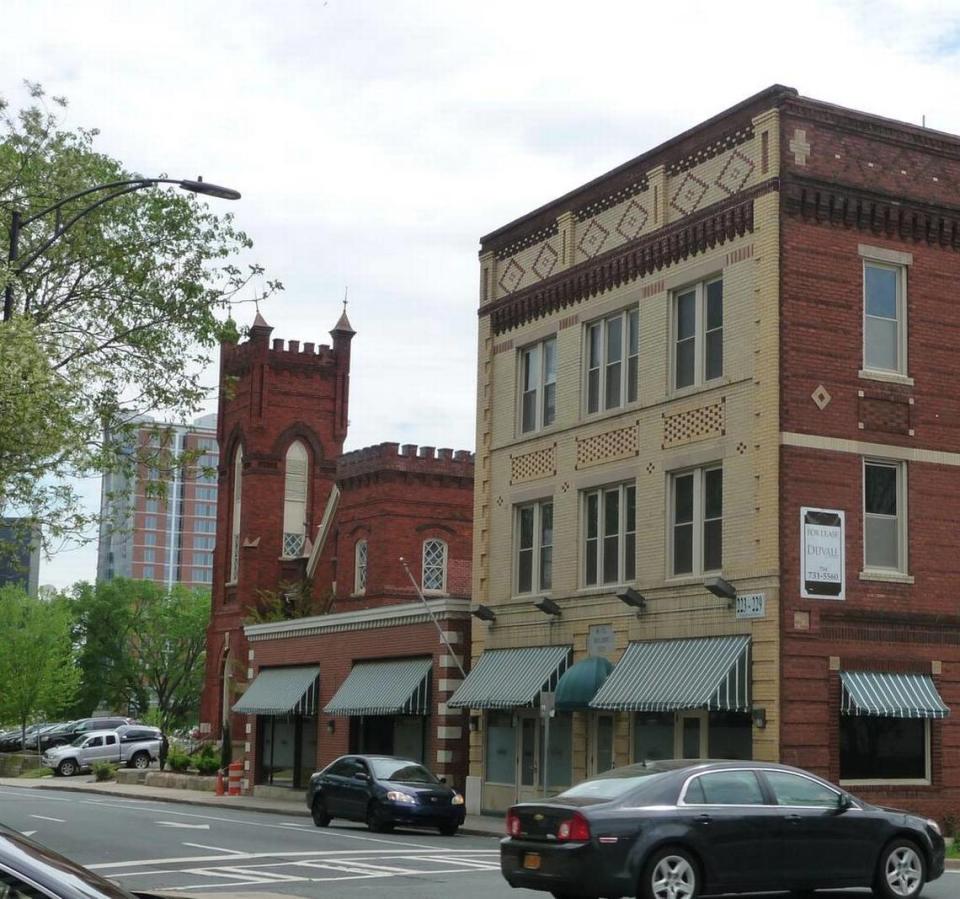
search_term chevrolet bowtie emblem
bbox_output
[534,813,544,821]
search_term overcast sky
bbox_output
[5,0,959,588]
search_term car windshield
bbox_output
[369,759,439,784]
[69,735,89,747]
[558,768,670,801]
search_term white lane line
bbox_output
[277,822,310,827]
[0,791,72,801]
[90,847,498,870]
[29,815,65,823]
[20,831,37,837]
[156,821,210,830]
[181,843,245,855]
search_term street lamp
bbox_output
[3,176,241,321]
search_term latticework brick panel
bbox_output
[662,400,726,448]
[511,445,556,483]
[576,425,639,469]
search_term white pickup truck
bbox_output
[41,726,162,777]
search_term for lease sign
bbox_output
[801,507,845,600]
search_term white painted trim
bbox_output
[859,570,915,584]
[243,597,471,640]
[781,432,960,467]
[858,244,913,266]
[857,369,915,387]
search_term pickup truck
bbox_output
[41,727,162,777]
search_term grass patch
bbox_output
[18,767,51,779]
[946,842,959,859]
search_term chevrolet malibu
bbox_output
[501,759,944,899]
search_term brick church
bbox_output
[199,309,474,793]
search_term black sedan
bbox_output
[0,822,137,899]
[501,759,944,899]
[306,754,466,835]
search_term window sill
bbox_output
[663,573,722,588]
[858,369,914,387]
[840,778,931,788]
[349,592,366,599]
[668,377,727,403]
[225,580,238,588]
[516,421,562,441]
[859,570,914,584]
[580,401,641,425]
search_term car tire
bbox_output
[311,797,331,827]
[131,751,150,770]
[366,803,393,833]
[640,846,700,899]
[874,838,925,899]
[57,759,78,777]
[438,823,459,836]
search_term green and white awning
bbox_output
[232,666,320,716]
[447,645,571,709]
[324,657,432,717]
[590,635,751,712]
[840,671,949,719]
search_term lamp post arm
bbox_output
[18,178,182,229]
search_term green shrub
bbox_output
[166,747,191,773]
[93,762,115,782]
[195,755,220,776]
[197,741,217,760]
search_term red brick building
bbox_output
[200,310,474,793]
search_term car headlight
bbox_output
[451,793,464,806]
[926,818,941,835]
[386,790,417,804]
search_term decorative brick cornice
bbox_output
[820,608,960,646]
[782,175,960,248]
[783,97,960,162]
[481,180,775,335]
[494,222,559,261]
[665,124,754,175]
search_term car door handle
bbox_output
[694,814,712,825]
[784,814,803,823]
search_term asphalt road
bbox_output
[0,785,957,898]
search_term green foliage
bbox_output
[0,586,80,741]
[0,82,282,544]
[246,579,331,624]
[166,745,191,773]
[67,578,209,728]
[194,755,220,776]
[92,762,115,782]
[196,741,216,760]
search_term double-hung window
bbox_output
[520,337,557,433]
[670,466,722,576]
[585,308,639,414]
[516,500,553,594]
[863,460,906,573]
[674,277,722,390]
[583,482,636,586]
[863,261,906,375]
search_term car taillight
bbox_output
[506,812,521,837]
[557,812,591,842]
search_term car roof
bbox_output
[77,729,122,739]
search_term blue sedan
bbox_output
[306,754,466,835]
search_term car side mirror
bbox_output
[439,776,447,784]
[353,771,370,782]
[835,793,853,814]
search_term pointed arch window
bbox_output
[422,538,447,592]
[229,445,243,583]
[354,539,368,594]
[282,441,309,558]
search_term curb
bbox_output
[20,780,503,838]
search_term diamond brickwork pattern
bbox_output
[576,425,639,469]
[662,400,726,449]
[511,445,556,484]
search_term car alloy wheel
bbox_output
[645,848,699,899]
[57,759,77,777]
[879,841,924,898]
[132,752,150,770]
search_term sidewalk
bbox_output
[0,776,505,838]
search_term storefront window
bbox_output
[486,711,516,784]
[840,716,928,781]
[393,716,426,763]
[707,711,752,759]
[633,712,674,762]
[545,713,572,789]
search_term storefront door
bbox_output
[517,712,541,802]
[590,713,616,775]
[676,710,709,758]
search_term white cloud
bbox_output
[5,0,959,587]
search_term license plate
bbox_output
[523,852,541,871]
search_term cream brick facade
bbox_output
[468,97,785,812]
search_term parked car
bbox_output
[0,724,49,753]
[38,720,80,752]
[306,754,466,836]
[41,727,162,777]
[0,822,136,899]
[55,716,139,744]
[501,759,944,899]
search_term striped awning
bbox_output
[324,657,432,717]
[447,645,571,709]
[590,635,751,712]
[840,671,949,719]
[232,666,320,716]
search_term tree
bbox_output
[0,83,281,549]
[69,578,210,730]
[0,586,79,744]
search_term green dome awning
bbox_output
[555,656,614,711]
